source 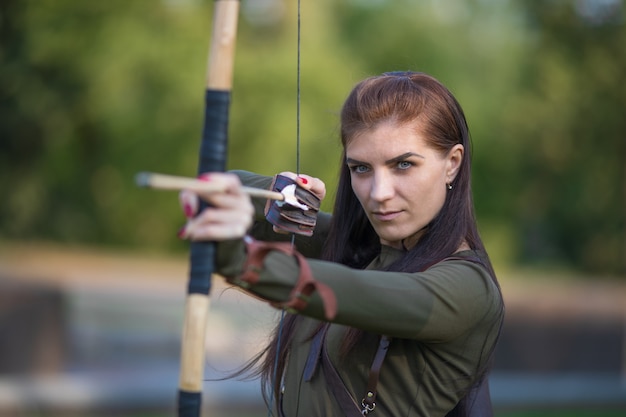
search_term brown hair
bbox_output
[258,72,502,416]
[328,71,487,270]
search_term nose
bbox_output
[370,170,395,202]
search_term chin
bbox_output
[378,228,425,250]
[377,233,407,249]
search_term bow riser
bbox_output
[178,1,240,416]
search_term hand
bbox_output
[178,173,254,241]
[271,172,326,235]
[278,171,326,201]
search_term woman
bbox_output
[179,71,504,417]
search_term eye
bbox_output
[348,164,370,174]
[397,160,413,170]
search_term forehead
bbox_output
[346,121,430,158]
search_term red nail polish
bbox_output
[177,226,187,239]
[184,203,194,218]
[299,177,308,185]
[198,174,211,182]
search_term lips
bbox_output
[372,210,402,222]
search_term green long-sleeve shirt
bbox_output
[216,171,503,417]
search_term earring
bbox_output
[447,183,453,190]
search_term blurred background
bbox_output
[0,0,624,416]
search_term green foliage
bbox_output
[0,0,623,274]
[481,0,626,274]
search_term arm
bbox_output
[220,241,502,342]
[179,173,500,341]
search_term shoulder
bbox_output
[424,251,503,324]
[435,250,495,287]
[443,249,490,268]
[429,250,499,296]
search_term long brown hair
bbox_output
[329,72,490,270]
[256,72,502,415]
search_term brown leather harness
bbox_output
[301,324,390,416]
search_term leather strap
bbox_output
[272,250,336,320]
[361,335,391,414]
[239,237,290,286]
[238,236,337,320]
[303,325,325,382]
[306,324,391,416]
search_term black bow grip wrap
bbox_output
[265,174,321,236]
[178,91,230,417]
[189,90,229,294]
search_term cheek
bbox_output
[408,176,446,217]
[424,183,447,217]
[423,163,448,202]
[350,176,368,204]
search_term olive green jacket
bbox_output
[216,171,503,417]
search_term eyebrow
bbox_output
[346,152,425,166]
[386,152,425,164]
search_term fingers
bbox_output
[178,172,254,241]
[278,171,326,200]
[195,173,244,204]
[180,206,253,241]
[179,190,199,218]
[179,172,242,217]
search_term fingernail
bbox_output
[183,203,194,218]
[198,174,211,182]
[298,177,308,185]
[177,226,188,239]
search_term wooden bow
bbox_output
[177,1,239,416]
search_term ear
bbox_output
[445,144,464,183]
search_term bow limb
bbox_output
[178,1,239,417]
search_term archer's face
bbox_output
[346,121,463,250]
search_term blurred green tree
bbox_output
[329,1,625,274]
[483,0,625,274]
[0,0,623,274]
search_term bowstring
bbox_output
[267,1,301,416]
[295,0,301,178]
